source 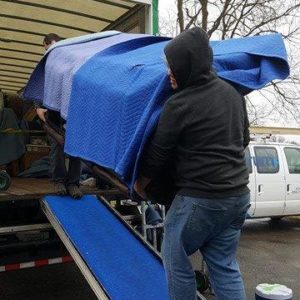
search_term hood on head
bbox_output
[164,27,213,90]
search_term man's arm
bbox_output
[34,101,47,122]
[135,99,185,195]
[134,176,151,199]
[242,97,250,148]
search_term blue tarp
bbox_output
[24,32,289,189]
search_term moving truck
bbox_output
[0,0,159,272]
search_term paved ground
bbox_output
[0,217,299,300]
[239,217,300,299]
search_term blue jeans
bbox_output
[161,193,250,300]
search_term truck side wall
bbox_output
[104,5,150,34]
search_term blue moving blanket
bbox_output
[24,32,289,189]
[43,195,168,299]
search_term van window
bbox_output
[245,147,252,173]
[284,147,300,174]
[254,147,279,173]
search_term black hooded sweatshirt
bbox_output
[141,27,250,199]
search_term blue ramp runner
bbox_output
[42,195,168,300]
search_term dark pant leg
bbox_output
[47,110,81,186]
[49,136,66,183]
[66,156,81,186]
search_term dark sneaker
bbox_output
[67,184,83,199]
[54,182,67,196]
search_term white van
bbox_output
[246,142,300,218]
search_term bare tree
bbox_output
[162,0,300,125]
[160,2,179,36]
[269,135,286,143]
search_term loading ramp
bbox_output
[42,194,208,299]
[41,194,169,300]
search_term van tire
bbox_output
[0,170,11,191]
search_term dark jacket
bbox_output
[141,27,250,200]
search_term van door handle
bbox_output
[258,184,263,195]
[287,184,291,194]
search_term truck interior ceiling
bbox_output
[0,0,153,94]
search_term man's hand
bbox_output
[134,176,151,200]
[134,181,147,200]
[36,108,47,122]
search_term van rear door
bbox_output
[252,145,285,217]
[282,146,300,215]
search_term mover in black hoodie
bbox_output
[135,28,250,300]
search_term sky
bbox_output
[159,0,176,11]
